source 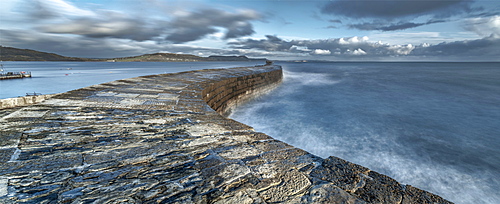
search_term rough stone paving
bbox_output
[0,65,451,203]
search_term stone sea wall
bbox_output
[0,65,451,203]
[202,66,282,116]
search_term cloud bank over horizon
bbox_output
[228,34,500,61]
[1,0,499,61]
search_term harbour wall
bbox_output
[0,65,451,203]
[202,66,282,116]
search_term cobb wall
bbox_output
[0,65,451,203]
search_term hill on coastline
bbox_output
[0,46,266,62]
[112,53,265,62]
[0,46,90,61]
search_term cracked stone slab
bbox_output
[3,110,49,118]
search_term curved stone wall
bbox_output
[202,66,282,116]
[0,65,451,203]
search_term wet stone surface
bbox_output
[0,65,451,203]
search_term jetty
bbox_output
[0,71,31,80]
[0,64,31,80]
[0,65,451,203]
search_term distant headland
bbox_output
[0,46,266,62]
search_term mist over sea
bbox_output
[230,62,500,204]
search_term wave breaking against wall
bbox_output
[0,65,451,203]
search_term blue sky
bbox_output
[1,0,499,61]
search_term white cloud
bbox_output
[290,45,311,52]
[207,32,226,39]
[348,37,360,43]
[464,15,500,38]
[338,36,369,45]
[42,0,96,17]
[338,38,349,45]
[352,48,367,55]
[388,44,415,55]
[313,49,331,55]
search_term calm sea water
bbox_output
[230,62,500,204]
[0,61,264,99]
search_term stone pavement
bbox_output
[0,65,451,203]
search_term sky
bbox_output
[1,0,499,61]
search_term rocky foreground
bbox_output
[0,65,451,203]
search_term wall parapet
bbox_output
[0,65,451,203]
[0,94,56,110]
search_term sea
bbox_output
[230,61,500,204]
[1,61,499,203]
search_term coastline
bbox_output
[0,65,451,203]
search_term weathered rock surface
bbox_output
[0,65,452,203]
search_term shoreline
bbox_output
[0,65,451,203]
